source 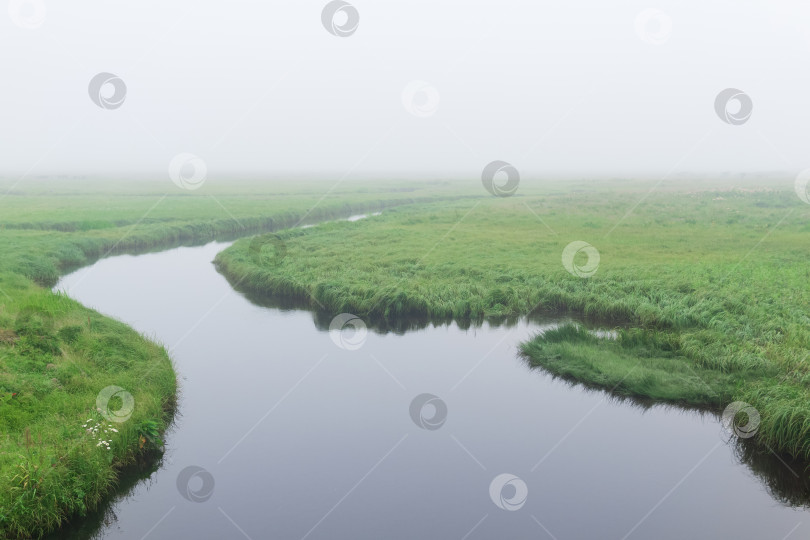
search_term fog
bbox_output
[1,1,809,181]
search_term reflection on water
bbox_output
[52,239,810,539]
[224,274,596,335]
[44,453,166,540]
[734,440,810,508]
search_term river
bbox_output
[51,222,808,539]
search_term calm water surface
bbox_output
[51,238,808,539]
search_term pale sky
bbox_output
[1,1,809,181]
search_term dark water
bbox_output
[52,239,809,539]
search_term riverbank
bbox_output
[0,179,461,538]
[214,185,810,460]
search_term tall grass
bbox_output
[215,188,810,460]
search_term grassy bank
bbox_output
[0,282,176,537]
[214,183,810,459]
[0,179,463,538]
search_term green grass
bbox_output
[214,184,810,460]
[0,285,176,537]
[0,178,464,538]
[519,324,741,405]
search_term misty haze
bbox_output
[1,2,809,539]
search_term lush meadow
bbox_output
[215,182,810,460]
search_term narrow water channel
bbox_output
[51,228,808,539]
